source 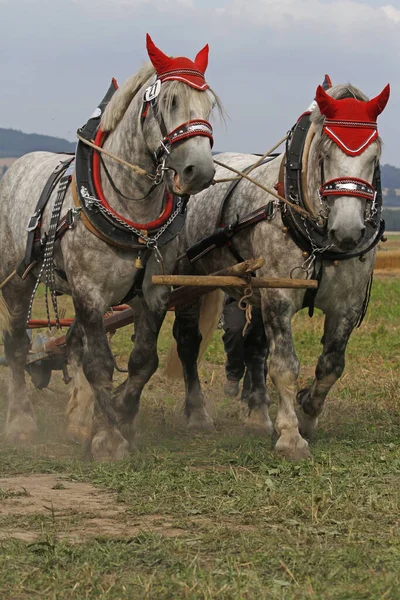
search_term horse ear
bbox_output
[146,33,171,74]
[315,85,336,118]
[322,74,333,90]
[194,44,209,74]
[367,84,390,120]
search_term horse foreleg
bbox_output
[65,321,94,444]
[173,301,214,430]
[297,312,357,438]
[2,280,37,442]
[71,299,128,461]
[263,295,310,460]
[113,300,167,443]
[243,307,272,436]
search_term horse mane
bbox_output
[101,61,224,133]
[101,62,155,132]
[309,83,382,183]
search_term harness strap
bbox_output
[26,165,74,327]
[186,203,274,264]
[17,157,75,279]
[185,157,279,265]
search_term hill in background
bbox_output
[0,127,399,215]
[0,128,75,159]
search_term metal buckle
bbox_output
[26,212,40,232]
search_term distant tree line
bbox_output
[383,208,400,232]
[0,128,400,229]
[381,164,400,190]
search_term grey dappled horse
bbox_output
[168,83,389,460]
[0,35,221,460]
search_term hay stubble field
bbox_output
[0,238,399,599]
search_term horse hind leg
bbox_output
[297,312,357,439]
[243,307,273,436]
[173,301,214,431]
[65,321,94,444]
[2,280,38,443]
[69,297,129,461]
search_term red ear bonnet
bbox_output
[367,84,390,120]
[315,85,336,118]
[315,83,390,156]
[146,34,209,91]
[194,44,209,74]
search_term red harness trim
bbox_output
[92,129,174,231]
[165,120,213,149]
[319,177,375,201]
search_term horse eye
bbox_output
[171,95,178,109]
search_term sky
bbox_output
[1,0,400,165]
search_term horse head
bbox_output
[311,83,390,252]
[142,34,218,196]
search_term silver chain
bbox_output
[80,186,182,249]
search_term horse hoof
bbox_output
[5,414,37,444]
[91,427,130,462]
[187,409,214,431]
[275,432,311,461]
[297,409,318,440]
[244,407,273,436]
[66,423,92,445]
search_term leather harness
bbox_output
[183,109,385,319]
[186,157,278,264]
[18,80,193,304]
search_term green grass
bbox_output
[0,276,399,598]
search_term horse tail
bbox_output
[164,290,225,380]
[0,294,11,333]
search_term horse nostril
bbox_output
[330,229,364,251]
[182,165,195,181]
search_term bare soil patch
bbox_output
[0,474,187,542]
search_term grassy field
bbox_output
[0,271,399,599]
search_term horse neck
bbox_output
[100,102,165,223]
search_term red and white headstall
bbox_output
[315,83,390,204]
[144,34,214,162]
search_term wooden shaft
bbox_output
[167,258,265,308]
[155,275,318,289]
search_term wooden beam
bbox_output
[154,275,318,289]
[168,257,265,308]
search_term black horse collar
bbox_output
[75,80,189,252]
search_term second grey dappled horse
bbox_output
[168,82,389,460]
[0,35,222,460]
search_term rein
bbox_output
[213,158,312,219]
[76,133,154,180]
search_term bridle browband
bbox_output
[319,177,376,203]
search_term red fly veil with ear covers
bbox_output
[146,34,209,91]
[316,84,390,156]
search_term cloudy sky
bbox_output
[1,0,399,165]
